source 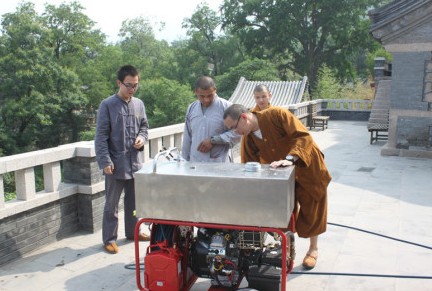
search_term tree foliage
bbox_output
[183,3,223,76]
[221,0,388,89]
[41,1,104,65]
[137,78,196,128]
[170,39,209,85]
[119,17,175,80]
[0,2,98,154]
[182,3,245,77]
[314,65,343,100]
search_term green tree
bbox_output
[183,2,223,76]
[41,1,112,111]
[170,39,208,85]
[314,65,343,99]
[0,2,87,154]
[118,17,176,80]
[41,1,105,66]
[137,78,196,128]
[221,0,388,91]
[79,44,125,109]
[183,2,245,77]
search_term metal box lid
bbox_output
[135,161,295,227]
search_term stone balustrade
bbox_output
[0,124,185,219]
[325,99,373,111]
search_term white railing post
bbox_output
[174,133,183,151]
[328,100,335,109]
[143,142,150,163]
[15,168,36,200]
[164,135,175,149]
[43,161,62,192]
[150,137,163,158]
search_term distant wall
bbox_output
[324,110,371,121]
[322,99,372,121]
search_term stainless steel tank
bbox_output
[135,158,295,228]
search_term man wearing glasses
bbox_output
[182,76,240,162]
[223,104,331,270]
[95,65,150,254]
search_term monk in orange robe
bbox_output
[251,84,272,112]
[223,102,331,270]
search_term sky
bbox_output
[0,0,224,43]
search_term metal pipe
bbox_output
[152,147,179,173]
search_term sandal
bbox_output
[302,253,317,270]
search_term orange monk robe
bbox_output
[241,107,332,237]
[250,103,270,113]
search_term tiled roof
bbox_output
[368,0,425,26]
[369,0,432,35]
[228,76,308,109]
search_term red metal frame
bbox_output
[134,216,295,291]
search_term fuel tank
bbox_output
[135,161,295,228]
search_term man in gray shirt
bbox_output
[182,76,240,162]
[95,65,149,254]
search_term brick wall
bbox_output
[324,110,370,121]
[63,156,103,185]
[0,156,107,266]
[391,52,430,111]
[77,191,106,232]
[391,52,432,148]
[0,196,79,265]
[396,116,432,148]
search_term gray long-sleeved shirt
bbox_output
[182,95,240,162]
[95,94,148,179]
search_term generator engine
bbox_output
[189,228,265,289]
[136,153,297,290]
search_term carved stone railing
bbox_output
[0,124,185,220]
[288,100,310,119]
[144,123,184,162]
[325,99,373,111]
[323,99,373,121]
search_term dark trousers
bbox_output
[102,175,137,245]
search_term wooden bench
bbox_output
[367,79,391,144]
[367,123,389,144]
[309,103,330,130]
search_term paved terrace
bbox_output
[1,120,432,291]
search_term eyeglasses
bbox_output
[121,82,139,90]
[233,115,241,130]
